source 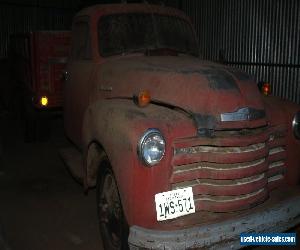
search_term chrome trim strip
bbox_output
[221,107,265,122]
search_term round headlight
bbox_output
[138,129,165,166]
[293,111,300,139]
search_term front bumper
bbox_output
[128,187,300,249]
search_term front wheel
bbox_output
[96,159,129,250]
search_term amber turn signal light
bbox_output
[40,96,49,107]
[136,90,151,107]
[261,82,271,96]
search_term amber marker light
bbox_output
[137,90,151,107]
[262,82,271,96]
[40,96,49,107]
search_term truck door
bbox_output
[64,16,93,147]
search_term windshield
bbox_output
[98,13,199,57]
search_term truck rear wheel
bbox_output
[23,103,50,142]
[24,102,37,142]
[96,159,129,250]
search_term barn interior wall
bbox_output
[180,0,300,104]
[0,1,78,59]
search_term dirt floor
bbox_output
[0,113,103,250]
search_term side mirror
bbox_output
[61,71,69,81]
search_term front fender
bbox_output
[82,99,195,227]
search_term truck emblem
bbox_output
[220,107,265,122]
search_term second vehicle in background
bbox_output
[9,31,70,141]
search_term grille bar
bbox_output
[175,142,266,155]
[268,174,284,183]
[172,158,267,182]
[194,188,268,212]
[172,144,268,166]
[172,173,267,197]
[269,147,285,155]
[194,188,266,202]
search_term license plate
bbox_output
[155,187,195,221]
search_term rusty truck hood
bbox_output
[97,55,267,129]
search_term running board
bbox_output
[59,146,83,183]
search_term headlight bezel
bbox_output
[292,111,300,139]
[138,128,166,166]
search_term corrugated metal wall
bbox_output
[0,1,78,58]
[180,0,300,104]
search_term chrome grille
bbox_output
[171,125,287,212]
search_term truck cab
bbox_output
[63,3,300,249]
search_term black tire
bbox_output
[23,102,37,142]
[36,110,51,142]
[96,157,129,250]
[23,104,51,143]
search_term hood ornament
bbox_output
[221,107,265,122]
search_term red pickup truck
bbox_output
[9,31,70,141]
[61,3,300,249]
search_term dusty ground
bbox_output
[0,113,103,250]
